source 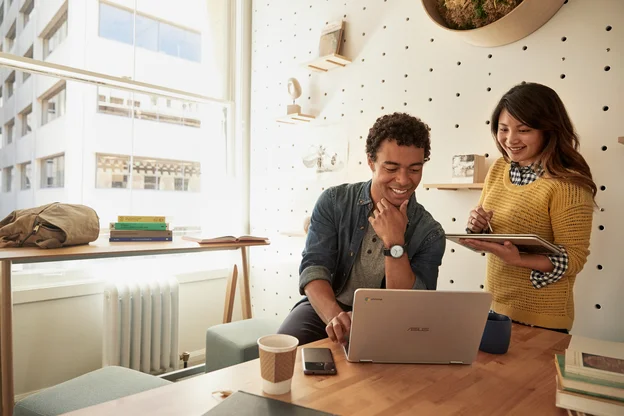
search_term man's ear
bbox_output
[367,154,375,171]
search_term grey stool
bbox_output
[205,318,280,373]
[14,366,171,416]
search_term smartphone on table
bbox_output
[301,348,337,375]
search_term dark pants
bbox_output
[277,300,351,346]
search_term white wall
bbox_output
[12,261,244,396]
[248,0,624,341]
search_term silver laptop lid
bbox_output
[346,289,492,364]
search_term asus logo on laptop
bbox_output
[407,327,430,332]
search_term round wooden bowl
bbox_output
[421,0,566,47]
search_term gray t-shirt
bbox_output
[336,222,386,306]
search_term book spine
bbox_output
[109,237,172,242]
[117,216,166,223]
[110,230,172,238]
[113,222,168,231]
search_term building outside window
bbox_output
[40,154,64,188]
[97,87,201,127]
[5,20,15,51]
[96,153,201,192]
[5,119,14,144]
[43,10,68,58]
[23,46,33,82]
[3,166,13,192]
[21,0,34,27]
[20,106,33,137]
[6,71,15,98]
[41,83,66,125]
[20,162,31,190]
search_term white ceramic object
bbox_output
[421,0,566,47]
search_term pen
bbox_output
[486,219,493,234]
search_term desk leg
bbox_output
[222,265,238,324]
[239,247,252,320]
[0,260,14,415]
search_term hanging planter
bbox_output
[421,0,566,47]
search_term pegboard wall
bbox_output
[248,0,624,341]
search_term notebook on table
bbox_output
[203,391,336,415]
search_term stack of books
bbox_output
[555,335,624,416]
[109,216,172,242]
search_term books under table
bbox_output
[182,235,269,244]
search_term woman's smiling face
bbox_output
[497,108,545,166]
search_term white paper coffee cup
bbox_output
[257,334,299,395]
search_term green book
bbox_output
[112,222,168,231]
[555,354,624,402]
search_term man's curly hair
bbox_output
[366,113,431,162]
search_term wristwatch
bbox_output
[383,244,405,259]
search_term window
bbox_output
[97,87,201,127]
[20,106,33,137]
[3,166,13,192]
[99,2,201,62]
[136,14,158,51]
[43,10,68,58]
[159,22,201,62]
[5,119,14,144]
[23,46,33,82]
[20,162,31,190]
[21,0,34,27]
[41,83,66,125]
[40,154,64,188]
[5,71,15,98]
[98,3,133,45]
[5,20,16,51]
[96,153,200,191]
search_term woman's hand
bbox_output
[466,206,493,233]
[460,239,522,267]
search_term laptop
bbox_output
[343,288,492,364]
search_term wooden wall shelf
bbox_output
[424,183,484,191]
[276,113,315,125]
[305,54,351,72]
[618,137,624,145]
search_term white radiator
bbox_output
[103,276,180,374]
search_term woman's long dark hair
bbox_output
[491,82,597,200]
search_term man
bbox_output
[277,113,446,346]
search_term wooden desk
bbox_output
[0,238,269,415]
[64,324,570,416]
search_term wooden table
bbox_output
[0,238,269,415]
[64,324,570,416]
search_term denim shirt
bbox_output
[299,180,446,295]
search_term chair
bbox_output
[14,366,171,416]
[205,317,280,372]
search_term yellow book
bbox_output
[117,216,166,223]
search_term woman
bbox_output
[463,82,596,333]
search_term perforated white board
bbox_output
[249,0,624,341]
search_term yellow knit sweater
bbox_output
[479,158,594,330]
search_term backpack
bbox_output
[0,203,100,249]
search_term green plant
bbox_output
[437,0,523,30]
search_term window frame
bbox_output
[40,153,65,189]
[40,81,66,126]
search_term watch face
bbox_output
[390,245,404,258]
